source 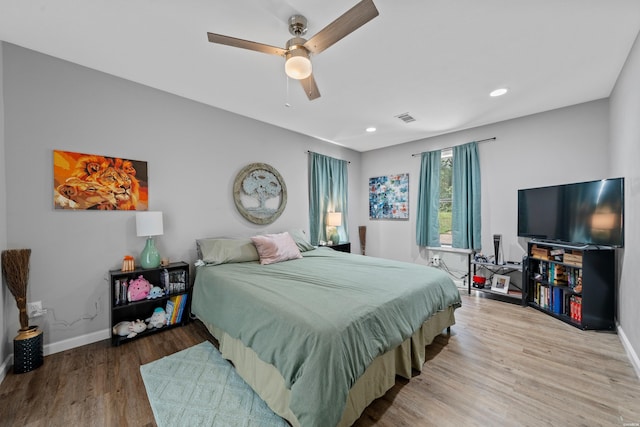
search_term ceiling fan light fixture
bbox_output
[285,46,312,80]
[207,0,380,99]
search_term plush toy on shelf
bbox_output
[112,319,147,339]
[146,307,167,329]
[127,275,152,302]
[147,286,164,299]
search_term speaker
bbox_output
[493,234,504,265]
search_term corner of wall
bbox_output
[609,27,640,379]
[618,324,640,380]
[0,41,10,383]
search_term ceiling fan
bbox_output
[207,0,379,100]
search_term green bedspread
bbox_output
[192,247,461,427]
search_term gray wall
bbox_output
[610,30,640,371]
[0,43,7,372]
[0,43,361,359]
[359,100,610,271]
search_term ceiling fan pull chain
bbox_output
[285,75,292,108]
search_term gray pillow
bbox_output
[288,229,316,252]
[196,238,259,265]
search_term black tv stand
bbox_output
[523,241,615,330]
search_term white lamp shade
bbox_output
[136,211,164,237]
[285,50,312,80]
[326,212,343,227]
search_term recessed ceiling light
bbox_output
[366,127,377,133]
[490,88,508,97]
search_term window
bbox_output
[439,149,453,245]
[416,142,480,250]
[308,152,349,245]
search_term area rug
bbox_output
[140,341,289,427]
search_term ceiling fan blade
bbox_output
[300,74,321,100]
[304,0,379,55]
[207,33,286,56]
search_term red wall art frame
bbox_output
[53,150,148,211]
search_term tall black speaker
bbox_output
[493,234,504,265]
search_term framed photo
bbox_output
[491,274,510,294]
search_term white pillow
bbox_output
[250,232,303,265]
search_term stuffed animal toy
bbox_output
[128,275,151,302]
[146,307,167,329]
[147,286,164,299]
[112,319,147,339]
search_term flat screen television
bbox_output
[517,177,624,247]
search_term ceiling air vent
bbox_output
[395,112,416,123]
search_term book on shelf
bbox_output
[169,270,187,293]
[159,269,188,295]
[569,295,582,322]
[171,295,181,324]
[164,294,188,325]
[165,298,175,325]
[552,287,563,314]
[160,269,170,294]
[176,294,188,323]
[536,284,551,309]
[114,279,120,305]
[118,279,129,305]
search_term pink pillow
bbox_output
[251,232,303,265]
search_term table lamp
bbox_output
[326,212,342,245]
[136,211,163,269]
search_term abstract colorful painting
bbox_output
[369,173,409,219]
[53,150,148,210]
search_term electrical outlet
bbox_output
[27,301,44,317]
[432,255,440,267]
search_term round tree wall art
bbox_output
[233,162,287,224]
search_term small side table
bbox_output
[329,242,351,253]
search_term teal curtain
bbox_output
[416,150,441,247]
[452,142,481,249]
[309,152,349,245]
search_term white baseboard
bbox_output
[618,324,640,380]
[0,354,11,384]
[0,328,110,383]
[43,328,110,356]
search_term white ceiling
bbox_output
[2,0,640,152]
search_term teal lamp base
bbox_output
[140,237,161,269]
[328,228,340,246]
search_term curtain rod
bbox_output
[410,137,496,157]
[306,150,351,164]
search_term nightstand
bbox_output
[329,242,351,253]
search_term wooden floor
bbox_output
[1,293,639,427]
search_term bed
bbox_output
[191,231,461,427]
